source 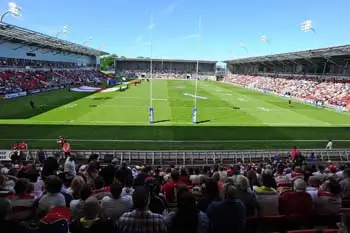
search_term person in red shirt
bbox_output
[279,178,313,215]
[291,146,299,160]
[57,136,65,148]
[63,140,71,157]
[11,142,19,151]
[161,170,184,203]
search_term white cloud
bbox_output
[135,35,143,43]
[163,1,178,15]
[174,33,200,40]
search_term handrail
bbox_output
[26,148,350,166]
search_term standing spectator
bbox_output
[326,139,333,150]
[197,178,221,212]
[41,156,59,179]
[117,186,167,233]
[235,175,258,217]
[165,191,209,233]
[145,177,166,214]
[64,155,76,177]
[207,183,246,233]
[115,162,133,187]
[63,140,71,158]
[162,170,184,203]
[134,167,150,187]
[38,175,66,210]
[101,180,133,222]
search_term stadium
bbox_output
[1,1,350,232]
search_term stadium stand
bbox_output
[115,57,217,80]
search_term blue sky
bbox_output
[1,0,350,61]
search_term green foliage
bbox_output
[100,54,118,70]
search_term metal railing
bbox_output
[28,149,350,166]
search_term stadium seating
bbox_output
[223,74,350,108]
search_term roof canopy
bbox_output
[0,22,108,57]
[116,57,217,64]
[225,44,350,64]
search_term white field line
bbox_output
[0,138,349,143]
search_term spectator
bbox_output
[8,178,35,221]
[0,198,29,233]
[341,169,350,207]
[197,178,220,212]
[134,166,150,187]
[41,156,59,179]
[99,159,117,186]
[101,180,133,222]
[207,183,246,233]
[117,186,167,233]
[254,173,279,216]
[66,175,85,199]
[70,196,115,233]
[115,162,133,187]
[70,184,93,221]
[165,191,209,233]
[162,170,184,203]
[121,178,135,197]
[39,175,66,210]
[64,155,76,177]
[235,175,258,217]
[312,178,341,215]
[91,176,111,200]
[326,139,333,150]
[278,178,313,215]
[145,177,166,214]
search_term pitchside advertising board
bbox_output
[0,150,12,161]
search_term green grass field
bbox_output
[1,79,350,150]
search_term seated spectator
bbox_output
[278,178,313,215]
[207,183,246,233]
[39,175,66,210]
[197,178,221,212]
[117,186,167,233]
[101,180,133,222]
[235,175,258,217]
[0,198,29,233]
[340,169,350,207]
[254,173,279,216]
[70,196,115,233]
[8,178,35,221]
[121,179,134,197]
[70,184,93,221]
[133,166,150,187]
[165,191,209,233]
[91,176,111,200]
[67,175,85,199]
[312,178,341,215]
[189,168,201,186]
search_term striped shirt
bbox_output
[118,210,167,233]
[101,196,133,222]
[8,194,35,221]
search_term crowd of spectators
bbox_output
[223,74,350,107]
[0,70,109,94]
[0,153,350,233]
[117,69,214,80]
[0,57,86,69]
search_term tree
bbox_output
[100,54,117,70]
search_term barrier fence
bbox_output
[18,148,350,166]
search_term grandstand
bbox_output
[226,44,350,77]
[115,57,217,80]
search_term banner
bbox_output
[4,91,27,99]
[70,86,102,92]
[0,150,12,161]
[28,89,41,94]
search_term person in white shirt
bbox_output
[64,155,76,177]
[101,180,133,222]
[326,140,333,150]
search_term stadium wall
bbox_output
[0,42,96,65]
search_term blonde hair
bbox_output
[70,176,85,199]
